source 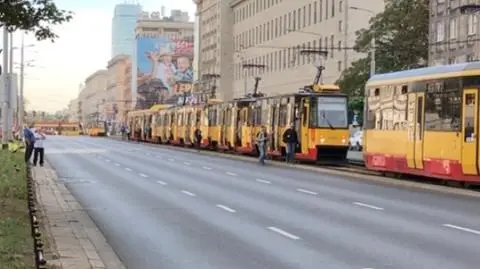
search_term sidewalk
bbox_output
[32,163,125,269]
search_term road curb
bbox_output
[103,136,480,198]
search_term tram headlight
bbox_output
[320,138,325,143]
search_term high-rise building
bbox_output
[111,3,142,58]
[195,0,384,101]
[429,0,480,66]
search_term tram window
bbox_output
[416,96,424,140]
[464,94,475,141]
[279,105,288,126]
[425,79,461,131]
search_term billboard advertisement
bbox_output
[135,36,194,109]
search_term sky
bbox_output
[6,0,196,113]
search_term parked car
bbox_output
[349,130,363,151]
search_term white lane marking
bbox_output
[296,188,318,195]
[105,159,111,162]
[114,163,120,166]
[267,227,300,240]
[168,158,175,162]
[256,179,271,184]
[443,224,480,236]
[216,204,236,213]
[226,172,237,176]
[181,190,196,197]
[146,152,151,155]
[156,155,162,158]
[124,168,132,171]
[156,180,167,185]
[138,173,148,178]
[353,202,384,211]
[203,166,212,170]
[183,162,191,165]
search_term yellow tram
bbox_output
[363,61,480,184]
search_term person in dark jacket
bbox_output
[282,122,298,163]
[23,124,35,163]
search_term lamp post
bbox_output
[17,35,35,139]
[1,26,9,148]
[350,6,376,77]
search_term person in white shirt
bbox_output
[33,129,46,167]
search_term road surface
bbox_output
[45,136,480,269]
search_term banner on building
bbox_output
[134,36,194,109]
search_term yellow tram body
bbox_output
[87,121,106,136]
[364,61,480,183]
[127,109,153,140]
[124,84,350,163]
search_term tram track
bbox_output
[103,136,480,193]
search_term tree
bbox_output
[0,0,73,41]
[337,0,429,100]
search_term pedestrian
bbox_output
[256,125,268,165]
[194,122,202,149]
[282,122,298,163]
[23,123,35,164]
[33,129,46,167]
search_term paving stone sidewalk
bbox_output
[32,162,125,269]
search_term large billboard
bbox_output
[135,36,194,109]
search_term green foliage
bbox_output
[0,0,73,41]
[337,0,429,101]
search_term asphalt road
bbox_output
[45,136,480,269]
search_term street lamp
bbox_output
[350,6,376,77]
[18,35,35,138]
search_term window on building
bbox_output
[338,20,342,32]
[449,18,456,39]
[314,1,318,23]
[338,40,342,51]
[298,8,301,29]
[337,60,342,71]
[293,10,296,29]
[331,0,335,17]
[283,49,287,68]
[324,36,328,53]
[325,0,328,19]
[284,14,287,34]
[303,6,307,27]
[468,14,478,35]
[308,3,312,25]
[279,16,282,36]
[436,21,444,41]
[319,0,323,21]
[339,0,343,12]
[302,43,306,64]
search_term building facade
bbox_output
[78,70,108,125]
[429,0,480,66]
[66,98,78,121]
[195,0,384,100]
[111,4,142,58]
[135,10,193,37]
[106,54,131,126]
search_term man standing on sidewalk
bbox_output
[23,123,35,163]
[282,122,298,163]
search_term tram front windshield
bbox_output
[313,96,348,128]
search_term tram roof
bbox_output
[367,61,480,86]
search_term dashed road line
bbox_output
[256,179,271,184]
[226,172,237,176]
[353,202,384,211]
[183,162,191,165]
[168,158,175,162]
[267,227,300,240]
[181,190,196,197]
[114,163,120,166]
[138,173,148,178]
[203,166,212,170]
[216,204,236,213]
[156,180,167,185]
[156,155,162,158]
[296,188,318,195]
[124,168,132,172]
[105,159,111,162]
[443,224,480,236]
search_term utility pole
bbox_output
[8,32,13,73]
[19,33,25,138]
[344,0,349,70]
[1,26,9,149]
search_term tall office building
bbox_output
[111,3,142,58]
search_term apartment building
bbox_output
[135,10,194,38]
[195,0,234,100]
[78,70,108,124]
[106,54,131,125]
[429,0,480,65]
[195,0,383,100]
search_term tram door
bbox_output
[406,93,425,169]
[300,98,310,154]
[462,89,478,175]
